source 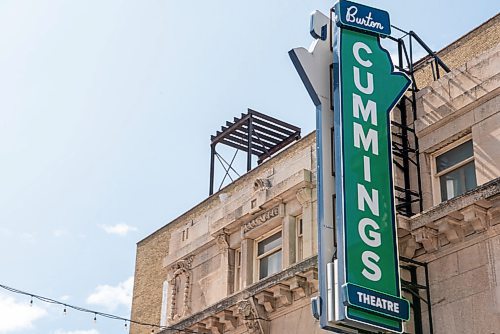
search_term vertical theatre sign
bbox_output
[333,1,410,333]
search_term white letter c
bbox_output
[353,42,373,68]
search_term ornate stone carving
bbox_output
[168,256,194,322]
[399,235,418,258]
[169,256,194,274]
[244,205,281,233]
[412,227,439,253]
[461,204,488,232]
[215,229,229,252]
[237,300,260,333]
[296,187,312,208]
[253,178,272,192]
[435,215,464,243]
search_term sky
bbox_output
[0,1,497,333]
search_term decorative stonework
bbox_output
[215,229,230,252]
[399,235,418,258]
[412,227,439,253]
[461,204,489,232]
[435,215,464,243]
[296,187,312,208]
[253,178,272,192]
[168,256,194,322]
[244,205,282,233]
[488,203,500,226]
[237,299,263,334]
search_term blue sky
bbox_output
[0,1,497,333]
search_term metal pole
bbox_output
[408,35,424,213]
[247,115,253,172]
[410,266,423,334]
[424,263,434,334]
[409,31,451,73]
[209,144,215,195]
[398,39,412,216]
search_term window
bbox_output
[296,215,304,262]
[434,139,476,202]
[256,231,282,280]
[234,249,241,292]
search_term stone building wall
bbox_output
[413,14,499,89]
[130,13,500,334]
[130,132,318,334]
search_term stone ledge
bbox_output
[410,178,499,231]
[399,178,500,258]
[159,256,317,333]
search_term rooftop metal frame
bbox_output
[209,109,301,195]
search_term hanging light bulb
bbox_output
[93,313,97,323]
[63,305,67,315]
[30,296,33,307]
[124,321,128,330]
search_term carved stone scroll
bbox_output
[215,229,230,252]
[168,256,194,322]
[296,187,312,208]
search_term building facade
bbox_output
[130,14,500,334]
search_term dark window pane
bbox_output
[259,251,282,279]
[436,141,473,173]
[258,232,282,255]
[440,161,476,201]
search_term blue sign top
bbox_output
[334,0,391,37]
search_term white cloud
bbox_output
[59,295,70,301]
[0,293,47,333]
[86,277,133,312]
[99,223,137,236]
[53,330,99,334]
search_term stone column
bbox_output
[216,229,231,295]
[282,215,296,267]
[296,187,314,258]
[241,237,254,288]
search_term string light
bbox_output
[0,283,209,334]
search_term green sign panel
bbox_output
[333,4,411,332]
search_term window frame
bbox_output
[296,214,304,263]
[233,248,241,292]
[254,227,282,281]
[431,135,476,204]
